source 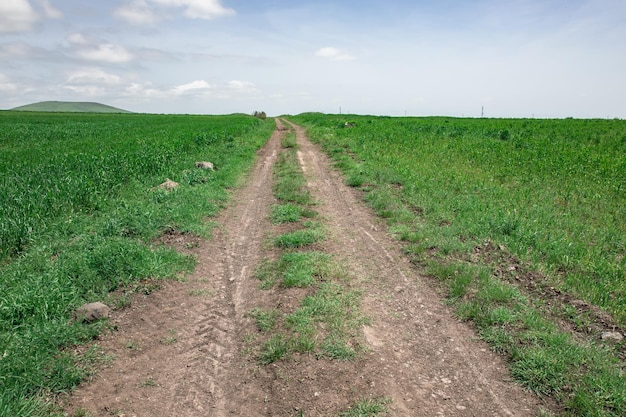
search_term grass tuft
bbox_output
[273,223,325,248]
[339,397,391,416]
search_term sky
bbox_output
[1,0,625,118]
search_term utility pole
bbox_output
[339,106,342,115]
[481,106,484,118]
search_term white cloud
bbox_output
[40,0,62,19]
[0,42,34,58]
[66,33,134,63]
[170,79,212,95]
[67,68,123,85]
[0,73,18,92]
[0,0,38,32]
[158,0,235,20]
[0,0,61,32]
[114,0,159,25]
[115,0,234,24]
[315,47,355,62]
[67,33,91,45]
[64,85,107,96]
[125,82,166,98]
[120,79,258,103]
[76,43,134,63]
[226,80,257,91]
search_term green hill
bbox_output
[10,101,132,113]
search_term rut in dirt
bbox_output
[65,120,553,417]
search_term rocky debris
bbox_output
[75,302,110,323]
[601,331,623,342]
[195,161,215,170]
[159,178,179,190]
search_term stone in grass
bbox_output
[75,302,110,323]
[601,331,623,342]
[195,161,215,170]
[159,178,179,190]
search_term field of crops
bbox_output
[294,114,626,323]
[0,111,273,415]
[292,113,626,415]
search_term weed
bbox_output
[125,340,140,351]
[281,132,297,148]
[259,335,289,365]
[188,288,213,297]
[73,408,92,417]
[273,223,324,248]
[339,397,390,416]
[270,203,316,224]
[321,338,357,360]
[107,293,132,310]
[161,329,178,345]
[273,149,312,204]
[139,378,158,388]
[249,308,280,332]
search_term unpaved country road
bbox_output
[64,120,552,416]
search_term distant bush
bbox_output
[254,111,267,120]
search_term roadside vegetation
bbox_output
[0,111,274,416]
[291,113,626,416]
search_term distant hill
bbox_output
[10,101,132,113]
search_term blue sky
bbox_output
[1,0,625,117]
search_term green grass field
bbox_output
[293,114,626,325]
[291,113,626,416]
[0,111,273,416]
[2,110,625,416]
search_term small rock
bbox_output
[601,331,623,342]
[159,178,179,190]
[75,302,110,323]
[195,161,215,170]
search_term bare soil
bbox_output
[63,121,554,416]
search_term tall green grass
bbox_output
[0,111,274,415]
[293,114,626,325]
[0,112,270,260]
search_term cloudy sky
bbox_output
[1,0,625,117]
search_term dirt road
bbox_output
[65,121,550,416]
